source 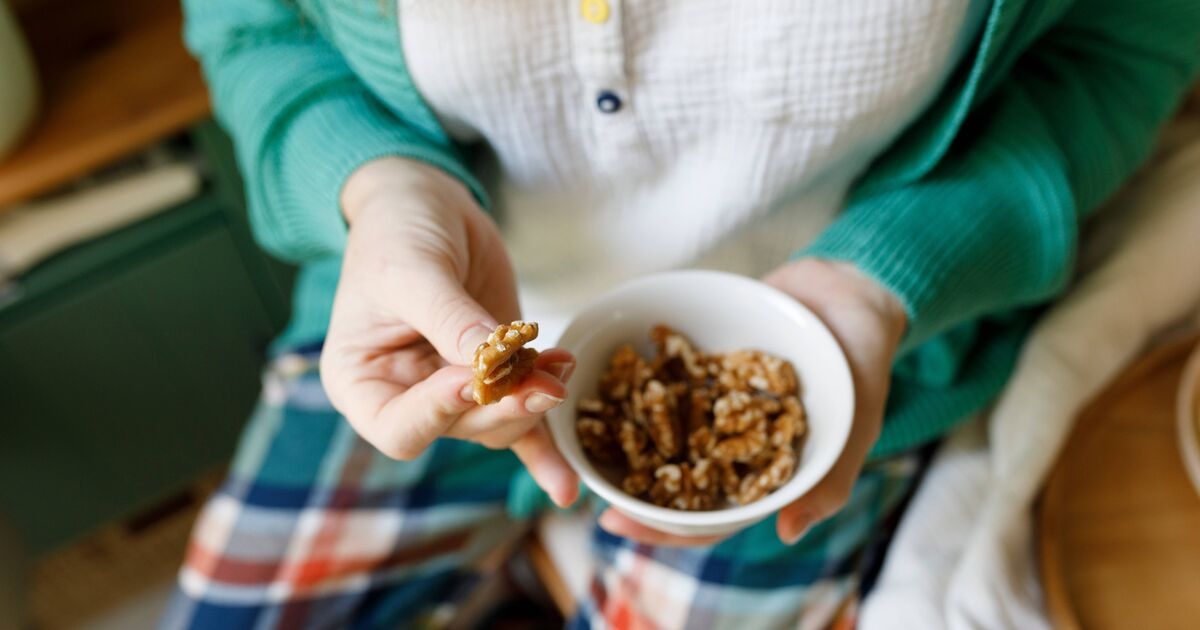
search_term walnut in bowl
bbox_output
[576,325,808,511]
[546,270,853,537]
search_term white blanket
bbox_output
[860,116,1200,629]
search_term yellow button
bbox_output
[580,0,610,24]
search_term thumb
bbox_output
[402,268,499,365]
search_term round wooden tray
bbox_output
[1040,337,1200,630]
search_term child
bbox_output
[165,1,1199,627]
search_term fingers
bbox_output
[511,424,580,508]
[761,260,902,545]
[347,365,566,460]
[768,424,867,544]
[445,368,568,440]
[458,350,577,506]
[327,341,576,462]
[776,406,876,544]
[775,473,855,545]
[399,268,501,365]
[445,349,575,439]
[453,349,578,506]
[597,509,729,548]
[331,364,478,460]
[533,348,577,382]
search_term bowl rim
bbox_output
[547,269,855,527]
[1176,342,1200,497]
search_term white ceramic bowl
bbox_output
[1177,343,1200,498]
[546,270,854,537]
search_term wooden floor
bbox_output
[27,474,219,629]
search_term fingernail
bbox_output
[546,471,574,508]
[556,483,581,509]
[458,323,496,363]
[525,393,564,414]
[598,511,619,531]
[460,383,476,404]
[545,360,576,383]
[783,523,811,546]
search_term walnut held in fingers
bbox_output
[472,321,539,405]
[575,324,807,510]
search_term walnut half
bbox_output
[472,321,539,405]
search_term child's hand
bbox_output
[598,258,907,546]
[320,158,580,508]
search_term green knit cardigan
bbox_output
[183,0,1199,458]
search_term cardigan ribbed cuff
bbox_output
[800,124,1075,353]
[190,17,486,263]
[247,86,486,262]
[800,106,1078,455]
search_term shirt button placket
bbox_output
[580,0,610,25]
[570,0,650,175]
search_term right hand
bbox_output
[320,158,580,507]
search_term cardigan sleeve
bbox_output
[802,0,1200,350]
[182,0,484,263]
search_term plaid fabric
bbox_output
[576,455,917,630]
[163,346,919,630]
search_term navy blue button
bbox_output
[596,90,622,113]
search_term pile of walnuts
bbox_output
[576,325,806,510]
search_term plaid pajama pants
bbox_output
[162,344,920,630]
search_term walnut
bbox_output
[648,462,716,511]
[711,417,769,463]
[471,321,539,405]
[705,355,724,378]
[745,446,778,471]
[617,420,648,468]
[578,397,606,415]
[716,459,742,497]
[718,350,798,396]
[577,416,621,464]
[651,325,708,380]
[652,463,683,496]
[623,469,653,496]
[600,345,653,400]
[771,395,806,448]
[690,458,719,493]
[687,387,714,434]
[736,446,797,505]
[575,324,808,510]
[712,391,777,435]
[618,421,663,472]
[687,425,716,463]
[641,379,681,459]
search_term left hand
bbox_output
[598,258,908,546]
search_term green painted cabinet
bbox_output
[0,124,294,553]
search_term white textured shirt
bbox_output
[401,0,987,338]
